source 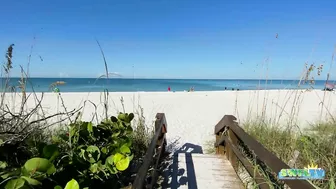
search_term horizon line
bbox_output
[0,77,333,81]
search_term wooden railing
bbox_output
[132,113,167,189]
[214,115,315,189]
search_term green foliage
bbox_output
[0,113,136,189]
[242,120,336,189]
[4,178,26,189]
[24,158,56,176]
[1,156,56,188]
[54,179,80,189]
[64,179,80,189]
[0,162,7,169]
[61,113,134,180]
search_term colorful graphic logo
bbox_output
[278,163,325,180]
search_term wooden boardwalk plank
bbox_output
[159,153,243,189]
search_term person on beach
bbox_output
[168,86,171,92]
[324,83,334,91]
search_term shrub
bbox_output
[0,113,138,189]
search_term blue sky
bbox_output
[0,0,335,79]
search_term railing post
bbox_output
[215,132,225,154]
[155,113,167,155]
[132,113,167,189]
[226,128,239,171]
[214,116,227,155]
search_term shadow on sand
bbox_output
[157,142,203,189]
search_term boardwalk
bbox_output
[160,152,243,189]
[133,113,316,189]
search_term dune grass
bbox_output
[240,119,336,189]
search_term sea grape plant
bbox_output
[1,144,59,189]
[1,113,135,188]
[52,112,135,186]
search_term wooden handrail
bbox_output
[132,113,167,189]
[214,115,315,189]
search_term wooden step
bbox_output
[160,153,243,189]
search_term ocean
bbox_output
[0,78,333,92]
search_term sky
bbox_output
[0,0,335,79]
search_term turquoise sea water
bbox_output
[0,78,333,92]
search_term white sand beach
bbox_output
[4,89,336,150]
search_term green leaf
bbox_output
[106,163,118,174]
[87,122,93,133]
[0,139,4,146]
[118,121,125,129]
[116,158,130,171]
[86,145,101,163]
[42,144,60,161]
[54,186,63,189]
[1,168,21,179]
[128,113,134,122]
[47,165,56,175]
[125,138,132,147]
[113,153,124,164]
[128,154,134,162]
[98,123,109,130]
[5,178,25,189]
[20,176,41,186]
[106,155,114,165]
[64,179,79,189]
[120,144,131,154]
[101,147,108,154]
[0,161,8,169]
[110,116,118,122]
[113,153,130,171]
[89,163,98,173]
[112,131,120,137]
[126,125,133,133]
[69,127,77,138]
[79,149,86,159]
[117,113,127,122]
[86,145,99,153]
[24,158,56,175]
